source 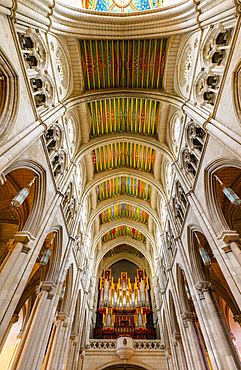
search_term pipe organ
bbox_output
[96,269,155,339]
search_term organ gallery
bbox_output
[95,269,155,338]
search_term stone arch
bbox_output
[187,225,206,285]
[103,253,145,270]
[168,290,181,335]
[161,309,171,349]
[0,44,19,143]
[204,156,241,238]
[81,168,167,205]
[176,263,190,314]
[46,226,63,284]
[61,263,74,314]
[75,133,174,164]
[96,360,153,370]
[233,57,241,125]
[95,237,153,276]
[71,289,82,334]
[93,218,155,253]
[2,159,46,237]
[87,195,161,234]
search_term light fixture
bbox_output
[60,285,66,300]
[11,177,37,208]
[195,232,211,266]
[215,174,241,207]
[40,234,55,266]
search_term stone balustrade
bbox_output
[87,339,164,350]
[87,340,117,350]
[133,340,164,350]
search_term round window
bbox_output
[173,115,181,143]
[166,163,172,187]
[55,48,67,88]
[67,118,74,145]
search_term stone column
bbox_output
[195,281,241,370]
[171,332,187,370]
[187,190,241,308]
[0,233,35,347]
[0,313,19,353]
[0,194,64,347]
[165,349,174,370]
[181,312,209,370]
[64,333,79,370]
[10,282,59,370]
[43,312,70,370]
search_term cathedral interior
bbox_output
[0,0,241,369]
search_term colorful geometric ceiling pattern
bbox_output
[86,0,161,13]
[96,177,152,203]
[103,244,145,260]
[92,143,156,174]
[87,98,161,138]
[99,204,149,225]
[79,39,167,91]
[102,225,146,243]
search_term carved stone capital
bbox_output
[181,312,193,327]
[195,281,211,299]
[195,281,211,292]
[14,231,35,253]
[172,332,181,345]
[41,281,57,299]
[56,312,69,321]
[70,332,78,342]
[218,230,239,244]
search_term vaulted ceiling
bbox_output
[74,33,175,270]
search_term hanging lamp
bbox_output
[215,174,241,207]
[11,176,37,208]
[195,232,211,266]
[40,234,55,266]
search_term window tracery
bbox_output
[45,124,61,156]
[179,46,193,87]
[63,183,77,229]
[194,25,232,109]
[55,48,67,89]
[51,150,67,178]
[203,28,231,67]
[172,182,187,230]
[44,123,67,180]
[181,120,206,178]
[17,28,54,110]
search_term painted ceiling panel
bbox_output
[102,225,146,243]
[88,98,161,138]
[91,142,156,173]
[86,0,161,13]
[79,39,167,90]
[99,203,149,225]
[103,244,145,259]
[96,177,152,202]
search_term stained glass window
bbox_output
[67,118,74,144]
[56,53,64,84]
[93,0,156,13]
[166,163,172,186]
[173,115,181,143]
[183,49,192,82]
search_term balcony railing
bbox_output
[87,339,164,350]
